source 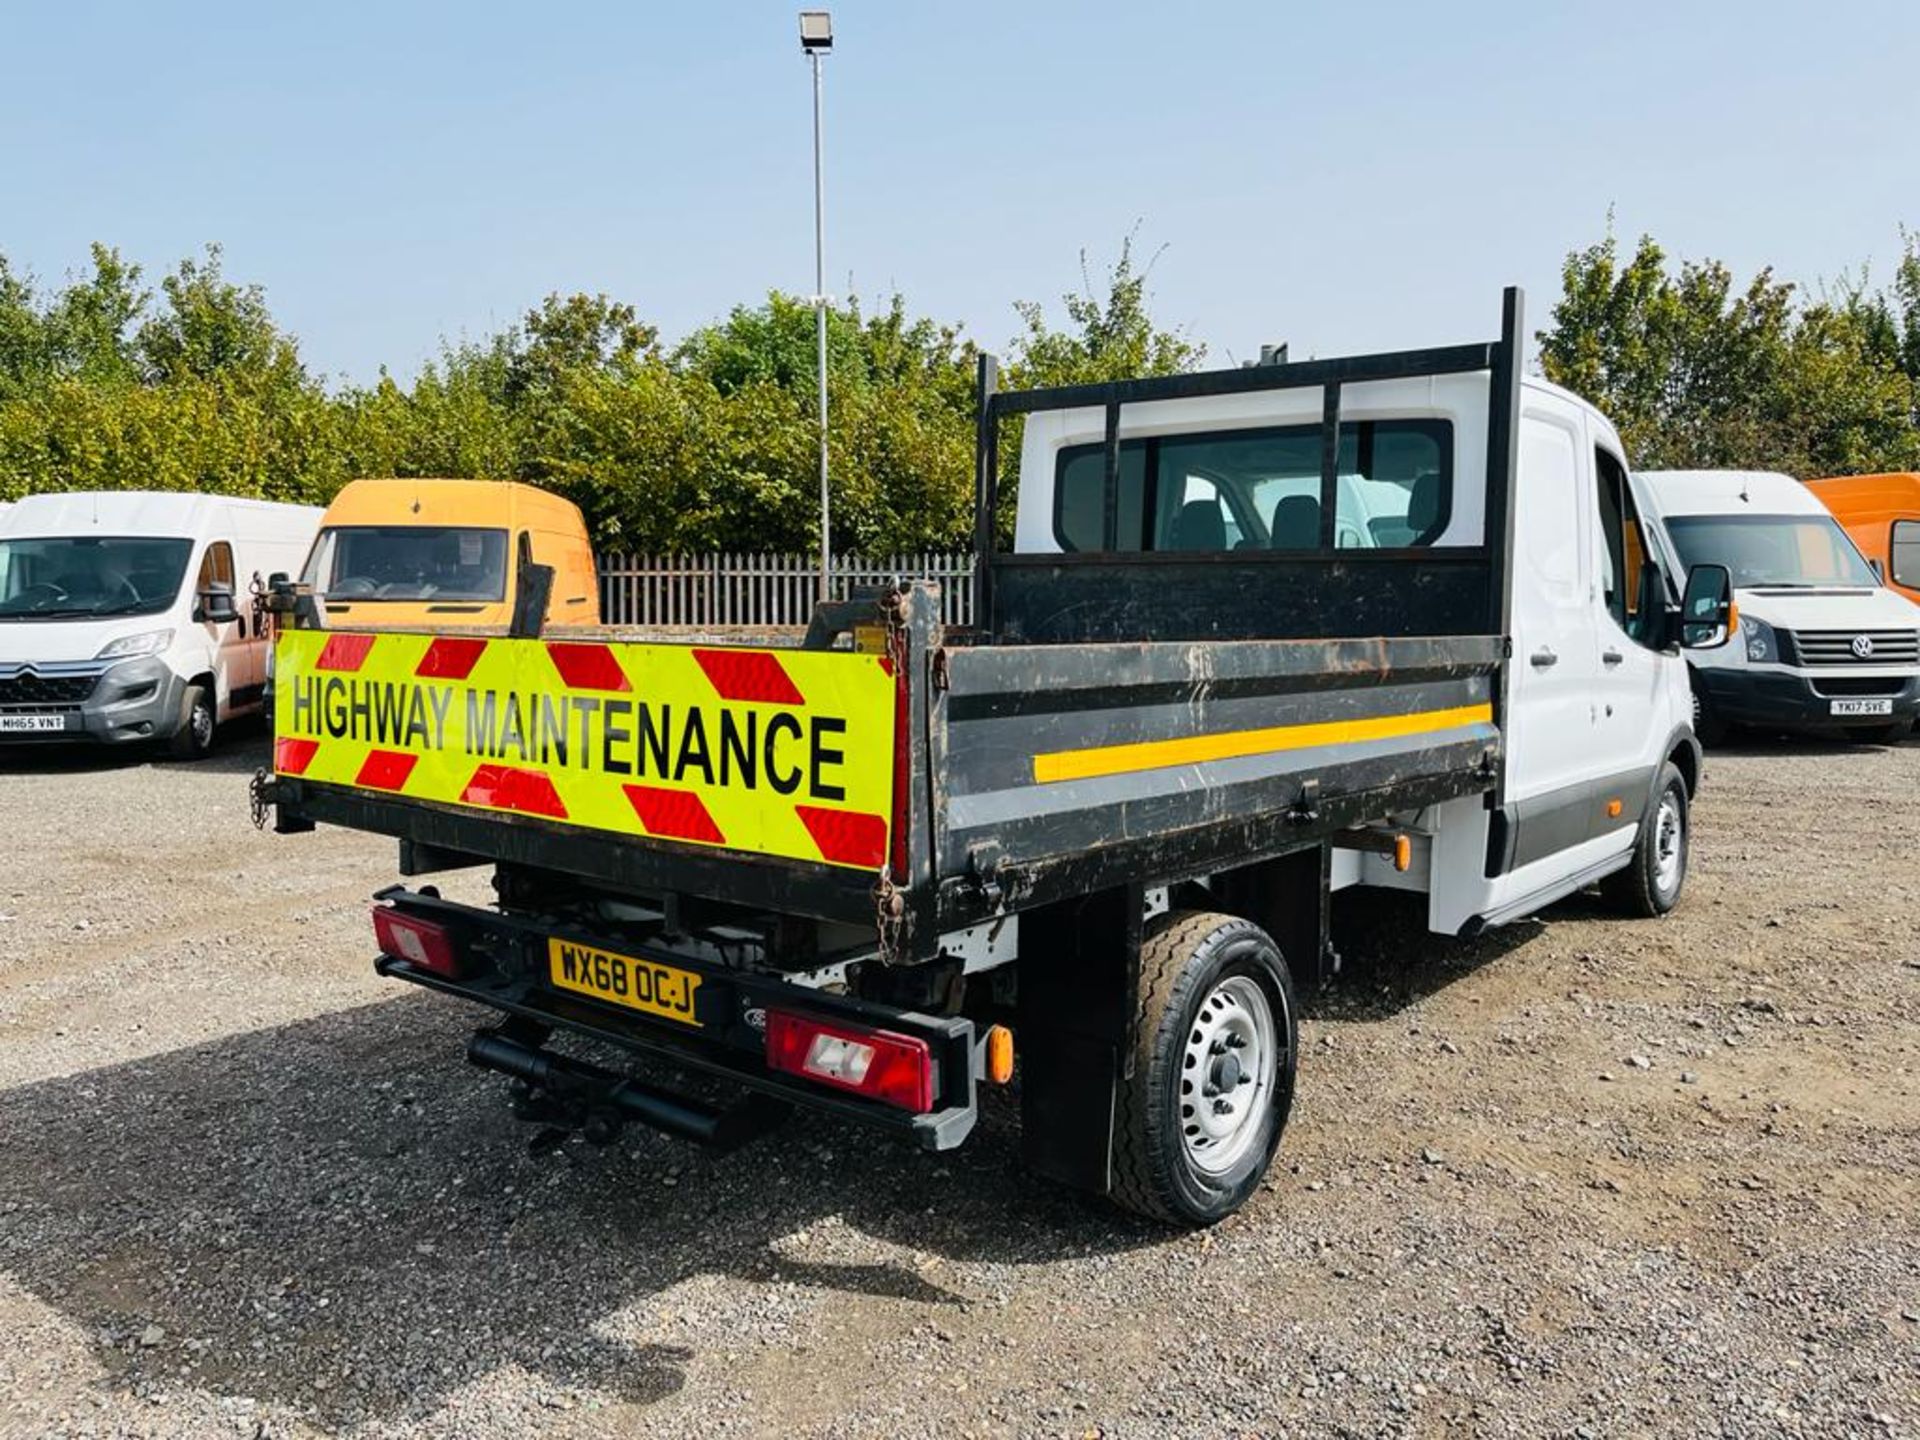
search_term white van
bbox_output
[1635,471,1920,743]
[0,492,322,757]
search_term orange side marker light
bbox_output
[1393,834,1412,872]
[1606,798,1623,818]
[984,1025,1015,1085]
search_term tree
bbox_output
[1538,227,1920,475]
[1007,234,1204,389]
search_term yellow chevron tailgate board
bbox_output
[272,631,899,870]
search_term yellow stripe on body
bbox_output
[1031,703,1495,785]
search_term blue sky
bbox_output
[5,0,1917,385]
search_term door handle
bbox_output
[1529,648,1558,669]
[1602,648,1624,667]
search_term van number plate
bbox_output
[546,938,703,1028]
[1829,698,1894,716]
[0,715,67,733]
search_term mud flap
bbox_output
[1015,883,1142,1195]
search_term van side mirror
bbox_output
[198,581,239,625]
[1678,563,1733,649]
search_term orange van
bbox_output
[1804,472,1920,605]
[301,479,601,630]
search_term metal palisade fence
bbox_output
[597,552,976,629]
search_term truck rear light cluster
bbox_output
[765,1009,933,1113]
[371,907,465,979]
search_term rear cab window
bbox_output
[1052,420,1453,553]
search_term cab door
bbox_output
[192,540,252,715]
[1500,397,1599,854]
[1584,441,1672,835]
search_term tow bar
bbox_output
[466,1021,790,1155]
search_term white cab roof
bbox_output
[0,490,319,540]
[1634,470,1826,517]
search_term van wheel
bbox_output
[1691,687,1728,747]
[1602,762,1688,917]
[1110,911,1297,1226]
[168,684,217,760]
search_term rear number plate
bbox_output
[547,938,703,1027]
[1830,698,1894,716]
[0,715,67,733]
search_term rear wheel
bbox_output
[1602,761,1688,917]
[167,683,216,761]
[1110,910,1297,1226]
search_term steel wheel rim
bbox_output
[1653,792,1684,893]
[1179,974,1278,1175]
[192,698,214,749]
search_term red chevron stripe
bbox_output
[795,805,888,870]
[693,649,804,706]
[623,785,725,845]
[547,642,631,693]
[354,749,419,791]
[274,737,319,776]
[315,633,377,672]
[460,764,569,819]
[415,636,488,680]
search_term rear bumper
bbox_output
[1696,666,1920,732]
[0,660,183,745]
[373,888,980,1151]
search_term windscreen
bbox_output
[305,526,509,602]
[1665,513,1877,588]
[0,536,193,620]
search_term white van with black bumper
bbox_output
[1635,471,1920,743]
[0,492,320,758]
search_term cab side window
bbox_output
[197,541,235,593]
[1891,519,1919,589]
[1593,449,1659,647]
[196,541,239,631]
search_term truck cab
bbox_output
[0,491,320,757]
[301,479,600,631]
[1636,470,1920,742]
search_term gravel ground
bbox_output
[1,727,1916,1439]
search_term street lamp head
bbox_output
[799,10,833,52]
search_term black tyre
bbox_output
[1602,761,1688,917]
[1110,910,1298,1226]
[167,683,217,761]
[1691,685,1729,747]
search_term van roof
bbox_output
[321,478,586,532]
[1634,469,1827,517]
[0,490,320,539]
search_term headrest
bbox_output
[1172,499,1226,551]
[1270,494,1321,549]
[1407,471,1443,541]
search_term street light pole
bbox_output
[800,11,833,602]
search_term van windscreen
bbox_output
[306,526,510,602]
[0,536,193,620]
[1665,514,1877,589]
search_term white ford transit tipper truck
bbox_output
[1636,470,1920,743]
[260,290,1738,1225]
[0,492,321,757]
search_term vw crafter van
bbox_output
[1636,470,1920,742]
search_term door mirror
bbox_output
[1678,563,1733,649]
[198,581,239,625]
